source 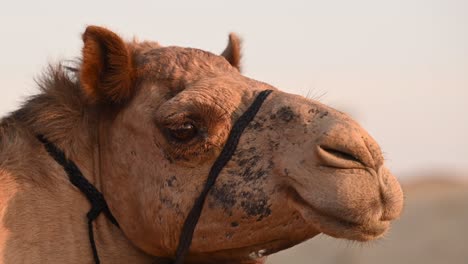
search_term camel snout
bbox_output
[308,112,404,230]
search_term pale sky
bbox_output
[1,0,467,177]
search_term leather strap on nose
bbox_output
[173,89,272,264]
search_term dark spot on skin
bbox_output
[319,111,329,119]
[237,154,261,170]
[234,147,256,157]
[211,182,237,213]
[211,146,273,220]
[277,106,296,122]
[166,176,176,187]
[240,157,267,182]
[268,159,274,169]
[247,115,270,131]
[163,150,174,164]
[232,149,268,179]
[240,191,272,221]
[284,168,290,176]
[308,108,323,119]
[241,165,253,180]
[268,140,280,151]
[226,169,238,175]
[270,114,276,119]
[249,121,264,131]
[160,196,182,216]
[161,197,170,206]
[131,151,136,156]
[255,170,267,179]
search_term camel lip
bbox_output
[287,187,389,242]
[326,217,390,241]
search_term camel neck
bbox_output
[34,133,156,263]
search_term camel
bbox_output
[0,26,403,264]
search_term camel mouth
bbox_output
[287,187,389,242]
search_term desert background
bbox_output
[1,0,467,263]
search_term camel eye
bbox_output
[168,122,198,142]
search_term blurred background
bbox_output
[1,0,467,263]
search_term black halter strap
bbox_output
[37,89,272,264]
[173,89,272,264]
[36,134,119,264]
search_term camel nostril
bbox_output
[317,145,365,169]
[321,147,361,163]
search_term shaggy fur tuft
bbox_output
[8,64,92,158]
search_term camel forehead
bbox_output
[135,46,234,82]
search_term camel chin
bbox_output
[185,237,319,264]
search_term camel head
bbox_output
[79,26,403,263]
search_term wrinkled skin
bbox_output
[0,26,403,264]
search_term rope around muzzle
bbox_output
[36,89,272,264]
[173,89,272,264]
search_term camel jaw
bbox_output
[183,236,319,264]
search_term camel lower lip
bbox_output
[313,209,389,241]
[288,188,389,241]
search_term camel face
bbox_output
[77,28,404,263]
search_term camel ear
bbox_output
[221,33,242,72]
[80,26,134,103]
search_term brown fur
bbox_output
[0,26,403,264]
